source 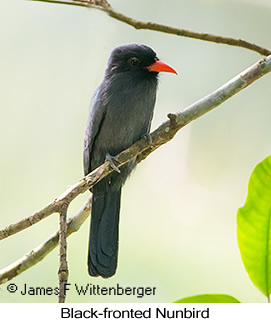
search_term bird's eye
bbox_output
[128,57,140,66]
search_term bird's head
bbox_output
[106,44,177,77]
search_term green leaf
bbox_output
[237,156,271,298]
[175,294,240,303]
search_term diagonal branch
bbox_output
[1,54,271,244]
[29,0,271,56]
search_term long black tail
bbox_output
[88,188,121,278]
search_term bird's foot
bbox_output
[106,153,121,173]
[143,133,152,145]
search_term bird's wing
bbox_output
[84,87,106,176]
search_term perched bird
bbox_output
[84,44,177,278]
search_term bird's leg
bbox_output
[142,133,153,145]
[105,153,121,173]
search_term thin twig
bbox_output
[0,201,62,241]
[29,0,271,56]
[58,207,68,303]
[0,196,91,284]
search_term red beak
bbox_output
[147,60,177,74]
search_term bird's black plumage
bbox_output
[84,44,175,278]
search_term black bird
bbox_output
[84,44,177,278]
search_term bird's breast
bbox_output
[96,77,157,156]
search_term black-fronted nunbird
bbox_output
[84,44,177,278]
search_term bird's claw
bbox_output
[143,133,152,145]
[106,153,121,173]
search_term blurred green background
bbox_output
[1,0,271,303]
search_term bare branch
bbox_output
[0,196,91,284]
[0,201,61,241]
[58,207,68,303]
[29,0,271,56]
[0,54,270,246]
